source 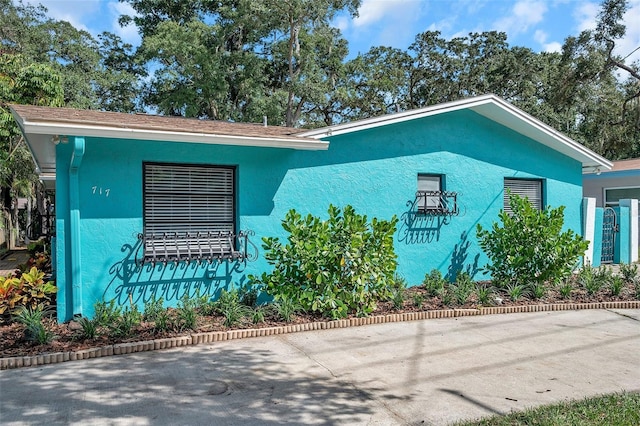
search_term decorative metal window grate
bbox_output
[142,162,241,263]
[415,190,459,216]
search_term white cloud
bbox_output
[573,1,599,32]
[534,29,547,44]
[23,0,100,33]
[353,0,401,27]
[107,1,140,45]
[543,41,562,52]
[493,0,548,35]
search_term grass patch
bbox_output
[455,392,640,426]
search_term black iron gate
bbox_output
[601,207,617,264]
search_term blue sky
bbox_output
[24,0,640,68]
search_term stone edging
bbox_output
[2,301,639,370]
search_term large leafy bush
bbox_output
[0,267,56,315]
[252,205,398,319]
[476,193,588,287]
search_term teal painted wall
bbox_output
[614,206,630,264]
[54,109,584,321]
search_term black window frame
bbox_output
[142,161,237,260]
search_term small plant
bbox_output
[506,283,526,302]
[423,269,446,297]
[14,305,54,344]
[619,262,638,283]
[93,299,122,327]
[143,296,165,322]
[475,284,493,306]
[579,264,606,296]
[214,290,250,327]
[251,306,266,324]
[530,283,547,300]
[111,305,142,337]
[412,293,425,308]
[558,282,573,299]
[274,297,300,322]
[77,317,98,339]
[153,309,171,332]
[175,295,198,331]
[634,277,640,299]
[610,276,624,297]
[239,286,259,308]
[450,272,474,306]
[389,276,407,310]
[441,288,454,307]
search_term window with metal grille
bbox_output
[504,178,542,214]
[143,162,236,259]
[417,174,443,212]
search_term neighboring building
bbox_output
[583,158,640,265]
[583,158,640,207]
[11,95,612,321]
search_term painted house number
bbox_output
[92,186,110,197]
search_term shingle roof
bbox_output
[611,158,640,172]
[10,104,308,141]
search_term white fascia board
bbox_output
[20,121,329,151]
[298,95,497,138]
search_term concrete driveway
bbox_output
[1,309,639,425]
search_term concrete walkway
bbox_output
[1,309,639,425]
[0,249,30,276]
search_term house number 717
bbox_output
[92,186,110,197]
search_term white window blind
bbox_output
[504,178,542,213]
[143,163,235,258]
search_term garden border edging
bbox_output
[2,301,639,370]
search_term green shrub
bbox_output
[93,299,122,326]
[423,269,446,297]
[77,317,98,339]
[14,305,54,344]
[175,295,198,331]
[619,262,638,283]
[412,293,425,308]
[450,272,475,306]
[214,289,250,327]
[476,193,588,288]
[143,296,165,322]
[475,283,493,306]
[110,305,142,337]
[0,267,56,315]
[252,205,398,319]
[274,297,300,322]
[610,275,624,297]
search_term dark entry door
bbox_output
[601,207,617,264]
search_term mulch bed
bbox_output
[1,282,638,358]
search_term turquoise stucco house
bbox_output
[11,95,612,322]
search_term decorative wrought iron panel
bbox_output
[601,207,617,264]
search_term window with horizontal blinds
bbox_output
[504,178,542,213]
[143,163,236,256]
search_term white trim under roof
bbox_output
[299,94,612,171]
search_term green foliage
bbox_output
[412,293,425,308]
[274,297,300,323]
[143,296,165,322]
[610,275,624,297]
[13,304,54,344]
[239,286,259,308]
[475,284,494,306]
[175,295,198,331]
[251,306,266,324]
[530,283,547,300]
[559,282,574,299]
[0,267,56,315]
[77,317,98,340]
[506,284,527,302]
[423,269,447,297]
[476,193,588,288]
[253,205,398,319]
[579,264,611,295]
[110,305,142,338]
[214,290,250,328]
[619,262,638,283]
[93,299,122,327]
[450,272,475,306]
[390,287,405,310]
